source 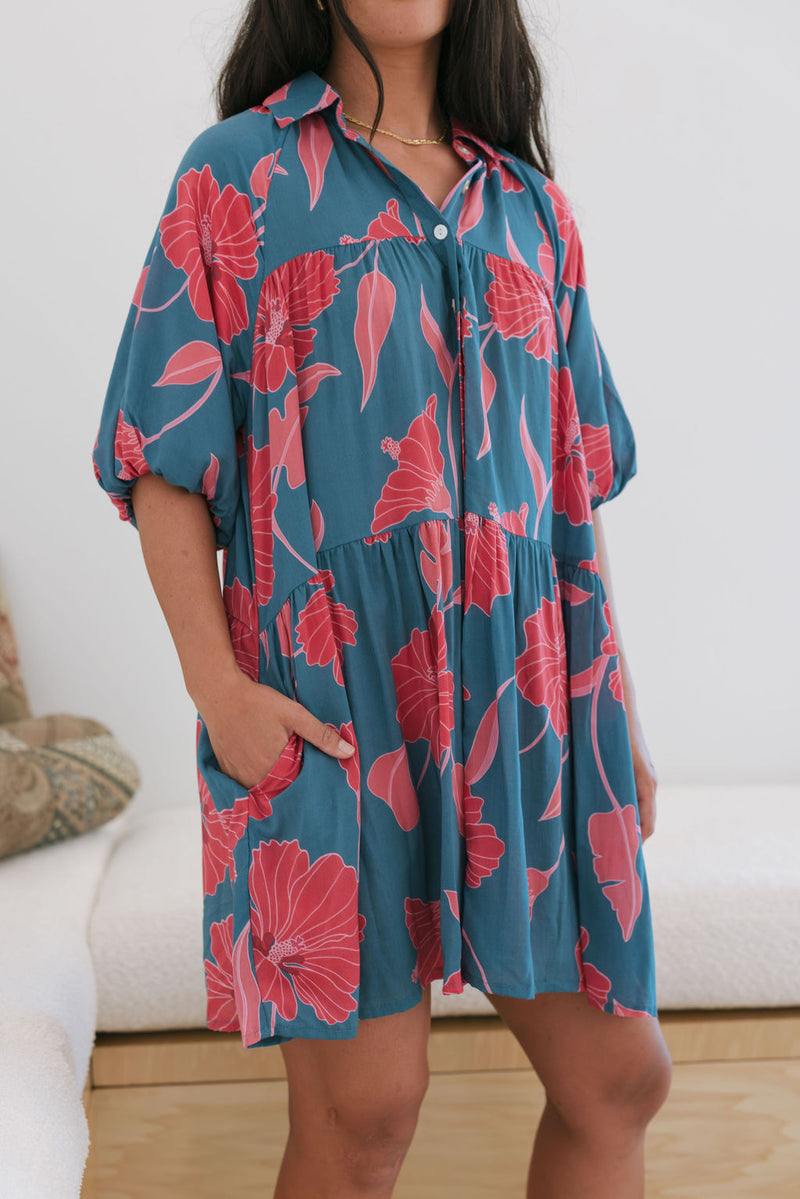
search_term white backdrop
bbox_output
[1,1,797,813]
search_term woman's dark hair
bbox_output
[215,0,555,178]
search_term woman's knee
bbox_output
[549,1029,673,1135]
[487,989,673,1136]
[280,990,431,1167]
[300,1067,429,1188]
[325,1065,430,1139]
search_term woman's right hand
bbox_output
[195,667,355,792]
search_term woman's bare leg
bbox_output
[485,989,673,1199]
[274,984,432,1199]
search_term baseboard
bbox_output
[88,1006,800,1090]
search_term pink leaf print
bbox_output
[527,835,565,916]
[268,395,307,490]
[536,211,556,289]
[464,677,515,788]
[247,435,276,608]
[476,334,497,459]
[354,265,396,410]
[366,744,420,831]
[419,284,456,389]
[587,805,644,941]
[296,112,333,209]
[154,340,222,387]
[249,150,288,204]
[538,771,562,821]
[519,394,548,511]
[418,518,453,601]
[202,452,220,502]
[612,999,652,1018]
[232,919,267,1047]
[296,361,341,403]
[575,925,612,1012]
[456,168,485,238]
[310,498,324,552]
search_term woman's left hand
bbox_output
[628,715,658,841]
[619,660,659,842]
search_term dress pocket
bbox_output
[246,729,306,811]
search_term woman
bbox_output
[91,0,672,1194]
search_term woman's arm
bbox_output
[592,507,659,840]
[130,473,241,705]
[129,473,355,788]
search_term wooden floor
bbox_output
[81,1008,800,1197]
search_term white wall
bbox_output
[1,2,797,815]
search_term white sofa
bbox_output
[1,782,799,1197]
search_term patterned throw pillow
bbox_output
[0,579,32,724]
[0,713,140,859]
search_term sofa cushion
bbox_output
[0,812,128,1082]
[642,783,800,1007]
[0,1010,90,1199]
[0,713,139,859]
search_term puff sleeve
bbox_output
[91,135,260,549]
[553,191,638,509]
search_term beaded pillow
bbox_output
[0,713,140,859]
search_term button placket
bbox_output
[340,122,479,526]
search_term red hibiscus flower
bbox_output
[551,367,592,526]
[484,252,556,359]
[160,163,259,344]
[372,394,452,531]
[295,584,358,687]
[392,606,454,768]
[205,914,238,1030]
[515,595,569,740]
[405,896,444,986]
[462,512,512,616]
[249,838,360,1024]
[252,249,340,393]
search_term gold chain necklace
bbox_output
[342,110,450,146]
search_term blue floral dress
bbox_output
[91,68,658,1047]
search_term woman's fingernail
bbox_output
[338,737,355,754]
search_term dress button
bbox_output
[433,223,449,240]
[451,297,457,314]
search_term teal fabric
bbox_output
[92,69,656,1047]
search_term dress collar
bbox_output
[260,68,496,167]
